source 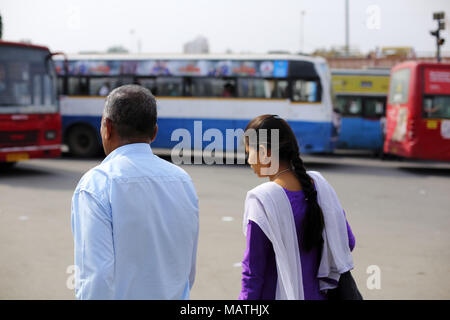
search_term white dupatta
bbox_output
[243,170,354,300]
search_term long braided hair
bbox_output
[244,114,324,252]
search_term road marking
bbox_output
[221,216,234,222]
[233,262,242,268]
[18,216,29,221]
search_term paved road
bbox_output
[0,153,449,299]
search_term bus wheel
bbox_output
[0,162,16,170]
[67,125,100,158]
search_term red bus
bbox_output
[0,41,61,166]
[384,61,450,161]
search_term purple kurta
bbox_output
[239,188,355,300]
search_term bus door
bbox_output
[336,95,365,148]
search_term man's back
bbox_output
[71,143,199,299]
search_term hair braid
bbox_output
[291,149,324,252]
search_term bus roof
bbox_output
[391,60,450,71]
[331,68,391,76]
[0,40,50,52]
[53,52,326,64]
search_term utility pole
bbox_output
[0,12,3,40]
[430,12,446,62]
[345,0,349,56]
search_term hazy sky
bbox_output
[1,0,449,55]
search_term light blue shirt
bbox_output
[71,143,199,300]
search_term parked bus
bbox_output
[332,68,390,153]
[0,41,61,166]
[384,61,450,161]
[54,53,337,157]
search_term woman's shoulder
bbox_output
[247,181,281,198]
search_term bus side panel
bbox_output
[153,117,333,154]
[337,117,365,149]
[338,117,383,150]
[61,97,335,154]
[287,120,334,153]
[62,115,102,140]
[361,118,384,150]
[384,65,416,157]
[153,117,237,151]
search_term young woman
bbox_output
[239,114,356,300]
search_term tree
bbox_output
[0,12,3,40]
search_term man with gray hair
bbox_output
[71,85,199,299]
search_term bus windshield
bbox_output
[0,45,58,114]
[388,68,410,105]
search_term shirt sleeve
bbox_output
[239,220,272,300]
[71,190,115,299]
[187,183,199,290]
[189,217,199,290]
[342,210,355,251]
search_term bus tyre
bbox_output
[67,125,100,158]
[0,162,16,170]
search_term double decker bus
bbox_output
[332,68,390,153]
[54,53,337,157]
[384,61,450,161]
[0,41,61,166]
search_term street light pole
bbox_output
[430,12,446,63]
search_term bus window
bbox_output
[388,68,410,104]
[336,96,362,116]
[135,78,157,95]
[57,77,65,95]
[43,75,53,106]
[156,77,182,96]
[237,79,270,98]
[272,80,288,99]
[423,95,450,119]
[89,77,133,96]
[363,98,386,118]
[68,77,89,95]
[3,61,32,105]
[187,78,236,97]
[291,79,321,102]
[32,74,42,105]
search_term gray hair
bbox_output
[103,84,157,140]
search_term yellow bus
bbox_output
[332,68,390,152]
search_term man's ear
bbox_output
[104,118,114,140]
[150,124,158,143]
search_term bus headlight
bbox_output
[45,130,57,140]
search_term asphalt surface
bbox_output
[0,152,449,299]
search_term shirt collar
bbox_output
[102,143,153,164]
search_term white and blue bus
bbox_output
[55,53,337,157]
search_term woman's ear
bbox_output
[247,145,258,165]
[258,144,271,165]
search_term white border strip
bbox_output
[0,145,62,153]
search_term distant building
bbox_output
[183,36,209,54]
